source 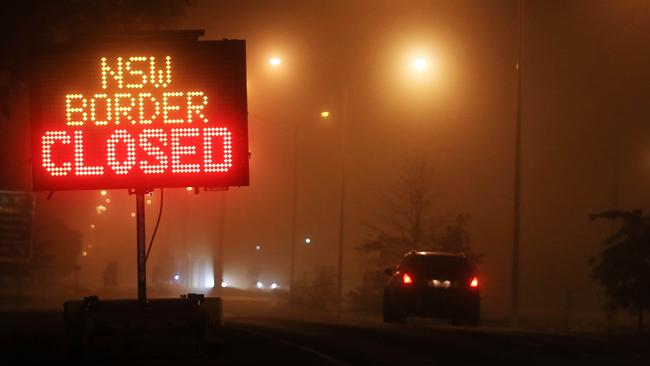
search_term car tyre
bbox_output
[383,294,406,324]
[464,312,479,327]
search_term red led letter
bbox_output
[203,127,232,173]
[42,131,72,176]
[106,130,136,175]
[139,129,168,174]
[170,128,200,173]
[74,131,104,176]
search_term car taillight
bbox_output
[470,276,479,288]
[402,273,413,285]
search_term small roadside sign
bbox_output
[0,191,34,261]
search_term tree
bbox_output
[102,260,118,288]
[349,157,480,315]
[590,209,650,332]
[290,267,338,313]
[435,213,483,264]
[0,212,82,294]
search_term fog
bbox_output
[3,0,650,330]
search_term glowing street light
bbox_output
[130,212,136,218]
[256,281,264,289]
[185,186,193,192]
[270,283,279,290]
[100,190,107,196]
[320,111,330,118]
[412,57,427,71]
[221,281,228,288]
[90,224,95,229]
[305,238,311,245]
[173,274,180,281]
[269,57,282,66]
[81,250,88,257]
[255,244,262,251]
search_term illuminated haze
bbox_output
[17,0,650,320]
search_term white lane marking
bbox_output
[228,324,350,366]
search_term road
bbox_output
[0,308,648,365]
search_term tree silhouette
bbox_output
[349,157,479,315]
[590,209,650,332]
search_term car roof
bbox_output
[404,250,467,258]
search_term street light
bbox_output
[304,238,311,245]
[412,57,427,71]
[269,57,282,67]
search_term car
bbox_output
[383,251,480,326]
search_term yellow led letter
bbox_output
[65,94,87,126]
[162,92,184,124]
[90,93,111,126]
[114,93,135,125]
[186,91,209,123]
[150,56,172,88]
[126,56,148,89]
[101,57,124,89]
[138,92,160,124]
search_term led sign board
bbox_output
[31,38,249,191]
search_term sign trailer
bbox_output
[31,31,247,354]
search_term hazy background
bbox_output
[3,0,650,325]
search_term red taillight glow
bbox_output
[470,276,479,288]
[402,273,413,285]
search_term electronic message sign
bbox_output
[31,37,249,191]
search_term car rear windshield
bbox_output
[400,255,473,279]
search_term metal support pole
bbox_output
[512,0,525,325]
[336,87,349,319]
[136,191,147,304]
[215,193,225,295]
[289,120,299,296]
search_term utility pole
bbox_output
[289,119,299,296]
[512,0,525,325]
[336,87,349,319]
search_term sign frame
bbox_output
[30,32,249,192]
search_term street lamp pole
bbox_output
[289,119,299,295]
[336,87,349,319]
[512,0,525,325]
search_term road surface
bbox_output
[0,309,648,365]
